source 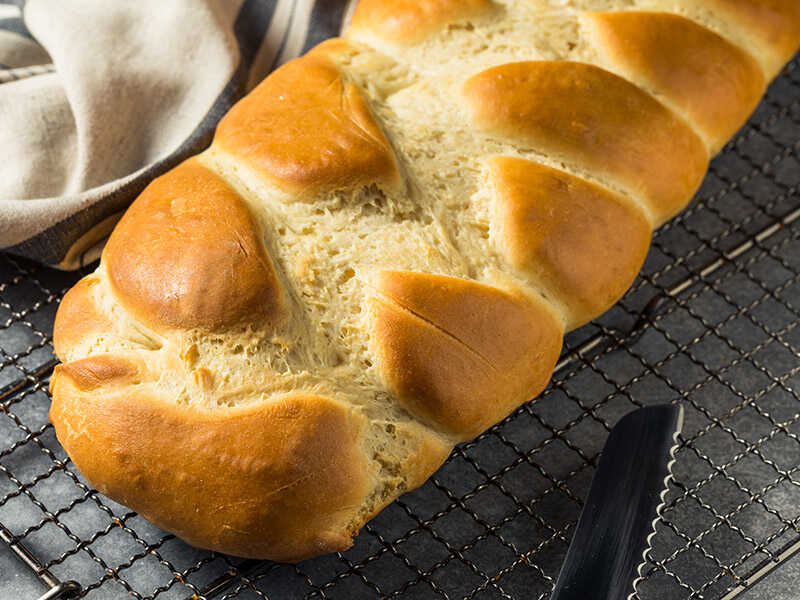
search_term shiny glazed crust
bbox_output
[462,60,710,224]
[214,47,401,195]
[49,0,800,561]
[51,358,374,560]
[348,0,495,46]
[583,11,766,153]
[103,159,285,331]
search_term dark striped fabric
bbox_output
[0,0,354,267]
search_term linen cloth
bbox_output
[0,0,354,268]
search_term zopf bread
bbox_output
[49,0,800,561]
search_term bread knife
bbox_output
[549,404,684,600]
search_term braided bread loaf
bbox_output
[49,0,800,561]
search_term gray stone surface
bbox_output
[740,552,800,600]
[1,543,42,599]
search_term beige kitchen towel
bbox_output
[0,0,354,268]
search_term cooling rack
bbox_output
[0,54,799,600]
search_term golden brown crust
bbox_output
[487,156,652,329]
[368,271,563,440]
[53,356,141,392]
[462,60,709,224]
[103,159,285,332]
[49,358,374,562]
[53,276,109,360]
[706,0,800,77]
[348,0,494,46]
[584,11,765,152]
[214,42,400,195]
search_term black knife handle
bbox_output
[549,404,684,600]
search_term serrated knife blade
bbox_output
[549,404,684,600]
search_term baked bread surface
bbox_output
[50,0,800,560]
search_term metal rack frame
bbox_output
[0,56,798,600]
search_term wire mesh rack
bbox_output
[0,54,799,600]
